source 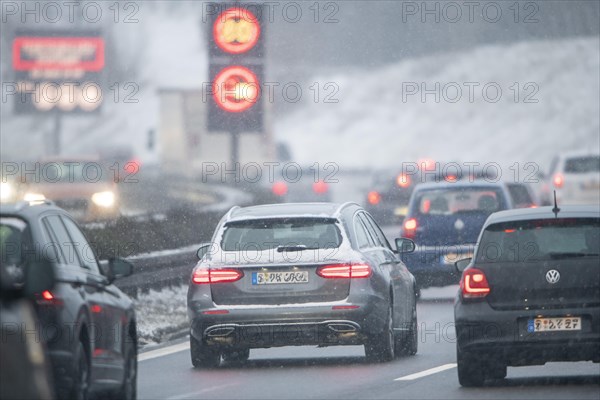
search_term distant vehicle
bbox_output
[187,202,418,367]
[454,205,600,387]
[505,181,539,208]
[540,151,600,205]
[260,164,333,203]
[22,156,121,222]
[1,220,56,400]
[400,181,513,293]
[0,201,138,399]
[365,162,499,226]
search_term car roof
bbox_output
[555,150,600,159]
[226,202,357,222]
[485,205,599,225]
[0,201,62,220]
[412,180,507,191]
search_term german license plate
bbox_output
[252,271,309,285]
[527,317,581,332]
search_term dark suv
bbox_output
[0,201,137,399]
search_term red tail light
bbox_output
[396,173,411,188]
[36,290,63,306]
[272,181,288,196]
[367,191,381,205]
[402,218,417,240]
[460,268,491,298]
[312,180,328,194]
[192,268,243,284]
[553,173,564,188]
[317,263,372,279]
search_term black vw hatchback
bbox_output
[454,205,600,386]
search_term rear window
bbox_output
[221,218,342,251]
[415,187,506,215]
[564,156,600,173]
[476,218,600,263]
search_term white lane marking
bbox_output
[394,363,457,381]
[167,383,240,400]
[138,341,190,362]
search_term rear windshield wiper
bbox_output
[548,252,600,259]
[276,245,319,252]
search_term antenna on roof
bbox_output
[551,190,560,218]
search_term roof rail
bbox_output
[334,202,360,217]
[224,205,241,220]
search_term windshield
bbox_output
[477,218,600,262]
[221,218,342,251]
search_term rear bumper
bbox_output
[401,245,473,288]
[455,300,600,365]
[188,296,388,348]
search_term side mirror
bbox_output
[196,243,212,260]
[106,258,134,283]
[395,237,415,254]
[455,257,472,273]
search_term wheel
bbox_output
[365,305,395,363]
[396,300,418,357]
[190,335,221,368]
[222,348,250,364]
[70,341,90,400]
[114,339,137,400]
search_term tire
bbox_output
[222,348,250,364]
[365,305,395,363]
[396,301,418,357]
[70,341,90,400]
[114,339,137,400]
[190,335,221,368]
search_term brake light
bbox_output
[312,180,328,194]
[367,191,381,205]
[36,290,63,306]
[460,268,491,298]
[403,218,417,239]
[396,173,411,188]
[192,268,243,284]
[553,173,564,188]
[317,263,372,279]
[272,181,288,196]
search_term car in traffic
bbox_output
[0,200,138,399]
[505,181,539,209]
[187,202,418,367]
[1,221,56,400]
[21,156,121,222]
[260,164,333,203]
[400,181,513,294]
[540,151,600,205]
[454,205,600,386]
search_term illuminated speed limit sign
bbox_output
[213,7,261,54]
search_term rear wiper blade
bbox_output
[276,245,318,252]
[548,252,600,259]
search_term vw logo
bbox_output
[545,269,560,284]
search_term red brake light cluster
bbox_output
[192,268,243,284]
[367,191,381,205]
[317,263,372,279]
[36,290,63,306]
[272,181,288,196]
[312,180,328,194]
[396,173,411,188]
[460,268,491,298]
[402,218,417,239]
[553,173,564,188]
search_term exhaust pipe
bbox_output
[327,323,358,333]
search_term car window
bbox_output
[507,184,533,206]
[354,215,374,249]
[416,187,506,215]
[43,215,80,266]
[360,213,391,250]
[61,217,100,274]
[564,156,600,173]
[221,218,342,251]
[476,218,600,263]
[0,217,31,286]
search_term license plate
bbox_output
[527,317,581,332]
[442,252,473,265]
[252,271,309,285]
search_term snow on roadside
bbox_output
[133,285,189,346]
